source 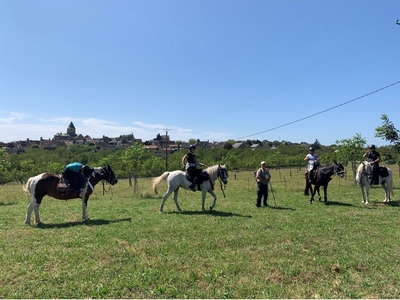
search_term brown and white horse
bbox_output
[23,165,118,225]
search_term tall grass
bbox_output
[0,166,399,298]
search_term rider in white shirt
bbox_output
[304,147,319,183]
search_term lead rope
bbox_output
[218,177,226,198]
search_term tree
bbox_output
[375,114,400,171]
[335,133,366,183]
[120,143,147,191]
[311,139,321,150]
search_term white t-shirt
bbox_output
[306,153,318,171]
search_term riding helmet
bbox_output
[369,144,376,149]
[309,147,314,151]
[189,145,196,150]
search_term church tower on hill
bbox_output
[67,122,77,137]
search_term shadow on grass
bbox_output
[167,210,253,218]
[318,201,356,207]
[267,205,295,211]
[386,200,400,207]
[36,217,132,229]
[0,201,17,206]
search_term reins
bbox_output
[218,177,226,198]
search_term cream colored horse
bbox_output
[152,164,228,213]
[355,161,393,204]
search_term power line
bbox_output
[234,80,400,140]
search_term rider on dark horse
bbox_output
[304,147,320,184]
[182,145,207,191]
[363,144,381,184]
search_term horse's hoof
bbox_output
[210,206,213,211]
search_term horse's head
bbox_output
[333,161,345,178]
[217,164,228,185]
[101,165,118,185]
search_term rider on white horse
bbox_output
[363,144,381,185]
[181,145,207,191]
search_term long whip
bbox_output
[269,180,276,206]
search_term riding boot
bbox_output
[189,177,197,191]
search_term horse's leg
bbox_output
[172,188,182,212]
[34,204,42,224]
[365,184,370,204]
[25,198,38,225]
[208,189,217,211]
[359,184,367,203]
[304,180,310,196]
[317,186,322,202]
[159,188,175,213]
[309,185,316,204]
[381,181,389,203]
[323,184,328,205]
[82,198,89,220]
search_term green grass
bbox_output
[1,166,400,298]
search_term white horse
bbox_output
[355,161,394,204]
[152,164,228,213]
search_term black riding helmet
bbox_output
[189,145,196,150]
[309,147,314,151]
[369,144,376,149]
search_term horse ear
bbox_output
[334,160,337,165]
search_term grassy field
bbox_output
[1,165,400,298]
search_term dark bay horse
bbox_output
[23,165,118,225]
[309,161,345,205]
[152,164,228,212]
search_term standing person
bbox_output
[363,144,381,184]
[63,162,85,195]
[182,145,207,191]
[304,147,319,183]
[255,161,271,207]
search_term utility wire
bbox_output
[234,80,400,140]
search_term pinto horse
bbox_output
[152,164,228,212]
[309,161,345,205]
[355,161,393,204]
[23,165,118,225]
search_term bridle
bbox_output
[217,165,228,198]
[101,167,116,194]
[333,163,345,177]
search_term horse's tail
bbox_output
[152,172,170,195]
[23,177,34,195]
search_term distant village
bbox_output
[1,122,271,155]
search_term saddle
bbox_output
[379,166,389,178]
[186,171,210,189]
[56,175,71,198]
[57,173,86,198]
[308,165,320,184]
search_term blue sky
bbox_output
[1,0,399,147]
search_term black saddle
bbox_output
[378,166,389,178]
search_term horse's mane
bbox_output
[204,164,225,177]
[356,161,371,174]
